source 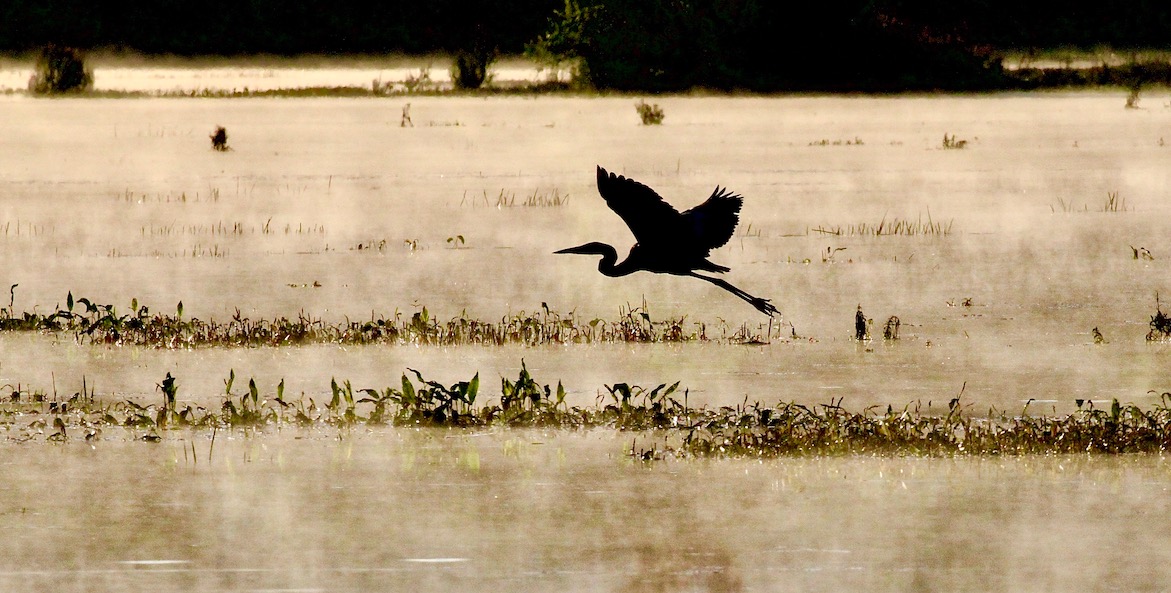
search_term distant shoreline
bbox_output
[3,52,1171,96]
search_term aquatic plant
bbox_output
[1102,191,1129,212]
[6,366,1171,458]
[942,133,968,149]
[808,137,864,146]
[635,100,664,125]
[810,212,953,236]
[1051,197,1086,213]
[210,126,230,151]
[1147,294,1171,341]
[472,187,570,208]
[1130,245,1154,260]
[0,294,786,348]
[883,316,901,340]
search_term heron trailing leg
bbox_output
[687,272,779,317]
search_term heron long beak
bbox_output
[554,244,587,255]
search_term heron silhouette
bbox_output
[555,166,779,317]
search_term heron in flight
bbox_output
[555,166,779,317]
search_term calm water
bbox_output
[1,91,1171,412]
[2,74,1171,591]
[2,430,1170,593]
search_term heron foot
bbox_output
[752,297,780,317]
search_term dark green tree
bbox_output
[29,45,93,94]
[529,0,1006,92]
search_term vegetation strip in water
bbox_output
[5,364,1170,457]
[0,293,776,347]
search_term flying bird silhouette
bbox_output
[555,166,779,317]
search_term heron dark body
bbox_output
[555,166,779,317]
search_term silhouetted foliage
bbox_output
[0,0,557,56]
[451,50,492,89]
[450,24,495,90]
[530,0,1007,91]
[7,1,1171,92]
[28,45,93,94]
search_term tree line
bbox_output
[6,0,1171,92]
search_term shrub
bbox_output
[28,45,93,94]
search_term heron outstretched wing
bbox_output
[596,166,681,246]
[680,187,743,251]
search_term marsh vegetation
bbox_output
[6,363,1171,457]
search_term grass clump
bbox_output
[28,45,93,94]
[811,212,953,236]
[1051,192,1130,213]
[460,188,570,207]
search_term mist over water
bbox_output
[2,433,1169,592]
[2,67,1171,591]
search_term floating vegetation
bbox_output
[5,366,1171,457]
[0,294,782,348]
[811,212,953,236]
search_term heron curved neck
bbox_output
[597,248,636,277]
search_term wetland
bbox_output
[2,64,1171,591]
